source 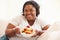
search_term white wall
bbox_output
[0,0,60,25]
[39,0,60,24]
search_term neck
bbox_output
[27,19,35,26]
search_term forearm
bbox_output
[42,25,50,30]
[5,23,16,37]
[5,29,16,37]
[37,31,44,36]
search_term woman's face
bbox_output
[23,5,36,21]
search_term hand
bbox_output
[5,28,20,37]
[31,30,44,38]
[5,23,20,37]
[14,28,20,34]
[5,29,16,37]
[42,25,50,30]
[31,30,39,37]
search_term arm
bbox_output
[32,30,44,37]
[5,23,16,37]
[5,23,20,37]
[5,16,22,37]
[37,24,50,36]
[42,25,50,30]
[31,24,50,37]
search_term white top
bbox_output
[9,15,47,40]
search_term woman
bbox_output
[4,0,49,40]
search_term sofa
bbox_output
[37,22,60,40]
[0,19,8,37]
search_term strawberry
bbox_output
[26,26,30,28]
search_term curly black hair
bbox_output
[22,0,40,17]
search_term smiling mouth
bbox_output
[26,14,32,17]
[26,15,32,18]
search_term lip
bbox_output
[26,15,32,19]
[26,14,32,17]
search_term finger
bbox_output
[15,28,20,34]
[31,33,37,38]
[7,23,16,29]
[35,30,38,32]
[35,30,39,34]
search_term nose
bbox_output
[27,11,31,14]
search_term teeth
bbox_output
[27,14,31,15]
[27,15,29,16]
[27,15,32,17]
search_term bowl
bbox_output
[20,28,35,38]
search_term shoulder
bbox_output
[9,15,25,26]
[13,15,24,19]
[10,14,25,21]
[36,17,45,23]
[36,17,48,27]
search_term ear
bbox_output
[22,14,24,16]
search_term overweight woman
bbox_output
[0,0,49,40]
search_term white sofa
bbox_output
[37,22,60,40]
[0,19,8,37]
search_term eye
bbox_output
[30,9,33,12]
[24,9,28,12]
[30,9,35,12]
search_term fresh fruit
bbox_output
[22,28,33,34]
[26,26,30,28]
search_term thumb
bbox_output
[15,28,20,34]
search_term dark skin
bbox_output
[31,25,50,37]
[5,23,20,37]
[5,4,50,38]
[5,23,49,37]
[24,4,50,37]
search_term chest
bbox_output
[18,19,42,31]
